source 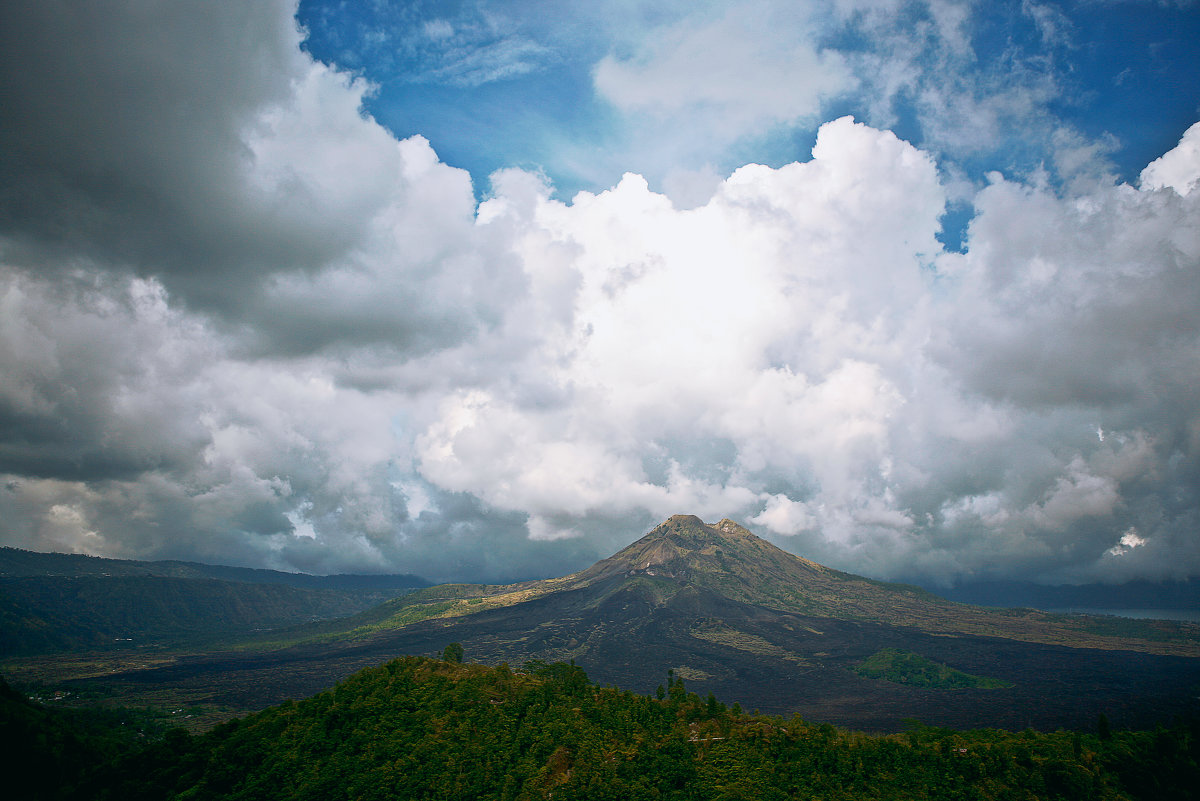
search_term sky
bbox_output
[0,0,1198,588]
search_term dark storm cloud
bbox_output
[0,0,495,357]
[0,1,306,279]
[0,269,211,483]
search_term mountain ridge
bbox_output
[0,546,430,590]
[942,577,1200,612]
[0,548,430,656]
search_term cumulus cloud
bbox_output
[1141,121,1200,196]
[415,115,1200,585]
[0,0,1198,589]
[0,0,500,357]
[0,0,537,578]
[418,119,940,537]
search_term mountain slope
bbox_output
[65,515,1200,732]
[309,515,1200,657]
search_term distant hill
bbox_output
[71,515,1200,732]
[0,548,430,656]
[0,576,413,656]
[940,578,1200,612]
[0,547,430,591]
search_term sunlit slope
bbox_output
[295,515,1200,657]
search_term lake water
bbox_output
[1047,608,1200,623]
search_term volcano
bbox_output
[78,515,1200,732]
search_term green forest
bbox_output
[4,653,1199,801]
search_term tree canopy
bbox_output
[49,656,1198,801]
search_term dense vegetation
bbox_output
[11,656,1186,801]
[0,676,171,801]
[854,648,1012,689]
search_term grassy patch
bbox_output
[854,648,1012,689]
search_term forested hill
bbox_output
[0,576,411,656]
[63,655,1199,801]
[0,547,430,656]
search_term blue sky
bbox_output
[1,0,1199,588]
[296,0,1200,202]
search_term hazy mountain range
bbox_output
[0,547,427,655]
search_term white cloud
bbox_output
[586,0,857,185]
[421,113,1199,583]
[1107,527,1147,557]
[753,494,819,536]
[1021,0,1073,46]
[1140,121,1200,196]
[594,3,854,138]
[417,117,946,556]
[1031,458,1121,531]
